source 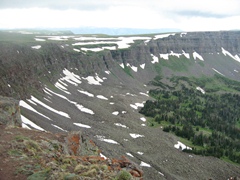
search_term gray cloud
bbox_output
[176,10,233,19]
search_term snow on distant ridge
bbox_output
[154,33,175,40]
[126,63,138,72]
[119,63,124,68]
[140,63,145,69]
[72,36,151,50]
[193,52,204,61]
[160,54,169,60]
[182,50,190,59]
[151,54,159,63]
[180,32,187,37]
[160,50,190,60]
[34,38,46,41]
[222,47,240,63]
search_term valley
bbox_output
[0,30,240,179]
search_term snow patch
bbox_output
[105,71,111,74]
[222,47,240,62]
[154,33,175,40]
[130,102,144,109]
[182,50,190,59]
[51,124,68,132]
[78,90,94,97]
[140,63,145,69]
[151,54,159,63]
[55,82,67,90]
[140,161,151,167]
[100,153,107,159]
[114,123,129,129]
[73,48,81,52]
[75,104,94,115]
[180,32,187,37]
[34,38,46,41]
[193,52,204,61]
[126,153,134,157]
[74,123,91,129]
[212,68,225,76]
[196,87,205,94]
[160,53,169,60]
[82,76,102,85]
[31,45,41,49]
[119,63,124,68]
[129,133,145,138]
[139,92,149,97]
[21,115,45,131]
[96,135,119,144]
[62,69,82,84]
[174,141,192,150]
[112,111,119,115]
[97,95,108,100]
[137,152,144,155]
[140,117,146,122]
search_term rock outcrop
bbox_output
[0,124,143,180]
[0,96,21,127]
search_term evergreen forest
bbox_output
[140,75,240,164]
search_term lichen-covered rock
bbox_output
[64,131,100,156]
[0,96,21,127]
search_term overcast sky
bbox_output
[1,0,240,32]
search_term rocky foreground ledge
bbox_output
[0,96,143,180]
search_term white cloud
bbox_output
[0,0,240,31]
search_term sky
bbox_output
[0,0,240,32]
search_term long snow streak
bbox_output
[31,96,70,118]
[20,100,51,120]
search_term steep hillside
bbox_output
[0,30,240,179]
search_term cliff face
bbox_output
[1,31,240,99]
[149,31,240,54]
